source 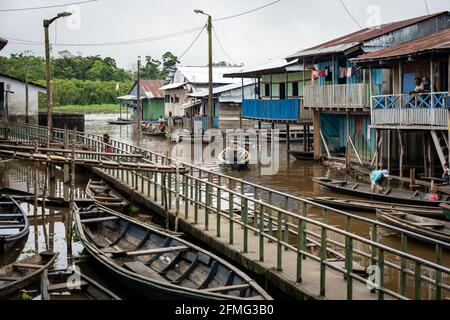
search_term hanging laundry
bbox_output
[312,70,319,79]
[325,67,333,81]
[339,67,346,78]
[346,67,353,78]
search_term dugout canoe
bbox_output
[312,177,450,207]
[309,197,444,218]
[376,209,450,243]
[86,180,129,210]
[0,252,58,298]
[0,197,29,254]
[74,204,272,300]
[41,269,121,300]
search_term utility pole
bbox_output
[43,12,72,146]
[195,9,214,130]
[137,57,142,132]
[207,15,213,130]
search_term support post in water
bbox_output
[67,128,77,254]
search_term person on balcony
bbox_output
[409,77,423,95]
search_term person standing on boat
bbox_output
[103,133,113,160]
[443,163,449,185]
[167,111,175,136]
[370,169,389,193]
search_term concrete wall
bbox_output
[39,112,85,132]
[0,75,44,124]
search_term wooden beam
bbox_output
[110,246,189,257]
[81,217,119,224]
[201,283,250,293]
[319,130,331,159]
[348,136,363,165]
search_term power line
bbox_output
[424,0,430,14]
[178,25,207,60]
[214,0,281,22]
[0,0,98,12]
[4,0,280,47]
[338,0,363,29]
[212,26,237,65]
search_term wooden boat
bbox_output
[376,209,450,243]
[74,204,272,300]
[0,197,29,254]
[313,177,450,207]
[144,131,165,137]
[288,150,314,160]
[107,118,134,125]
[439,203,450,220]
[310,196,444,218]
[0,252,58,298]
[41,269,121,300]
[86,180,129,210]
[218,145,251,170]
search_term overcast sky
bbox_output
[1,0,449,70]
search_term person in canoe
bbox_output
[370,169,389,193]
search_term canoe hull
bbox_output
[0,197,30,254]
[313,177,449,207]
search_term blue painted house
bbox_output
[286,11,450,165]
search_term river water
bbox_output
[0,113,448,300]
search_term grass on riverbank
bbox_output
[39,104,123,114]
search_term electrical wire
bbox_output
[214,0,281,22]
[178,24,207,60]
[338,0,363,29]
[212,26,237,65]
[4,0,281,47]
[424,0,430,14]
[0,0,99,12]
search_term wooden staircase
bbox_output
[430,130,448,169]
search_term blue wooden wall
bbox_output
[242,99,300,121]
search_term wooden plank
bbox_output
[202,283,250,293]
[0,277,20,281]
[48,280,88,292]
[111,246,189,257]
[0,224,24,229]
[81,217,119,224]
[123,261,169,283]
[13,263,43,269]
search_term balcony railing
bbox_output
[303,84,369,110]
[242,98,311,122]
[371,92,449,127]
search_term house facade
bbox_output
[353,28,450,178]
[187,80,256,130]
[285,11,450,165]
[118,79,165,122]
[0,73,46,124]
[160,66,241,118]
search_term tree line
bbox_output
[0,50,179,106]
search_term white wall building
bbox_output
[0,74,46,124]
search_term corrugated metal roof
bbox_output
[159,82,187,90]
[139,80,165,99]
[173,66,242,84]
[353,28,450,62]
[224,59,300,78]
[188,80,254,98]
[0,38,7,50]
[287,11,449,59]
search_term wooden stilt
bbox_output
[67,128,77,255]
[286,123,291,152]
[398,130,404,179]
[387,130,391,174]
[63,127,69,184]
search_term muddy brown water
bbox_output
[0,113,448,300]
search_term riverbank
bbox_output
[39,104,123,114]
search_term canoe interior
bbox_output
[41,269,121,300]
[0,252,57,298]
[86,180,128,207]
[313,177,450,206]
[0,197,29,250]
[78,205,268,300]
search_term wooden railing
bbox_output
[3,123,450,300]
[304,84,369,110]
[371,92,449,127]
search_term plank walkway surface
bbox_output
[92,168,388,300]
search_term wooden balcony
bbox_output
[303,84,369,111]
[371,92,449,128]
[242,98,312,123]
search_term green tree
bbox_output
[141,56,162,79]
[161,51,179,78]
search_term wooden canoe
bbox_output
[218,146,251,170]
[376,209,450,243]
[0,197,29,254]
[313,177,450,207]
[41,269,121,300]
[0,252,58,298]
[86,180,129,210]
[309,196,444,218]
[74,204,272,300]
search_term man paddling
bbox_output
[370,169,389,193]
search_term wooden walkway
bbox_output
[92,167,384,300]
